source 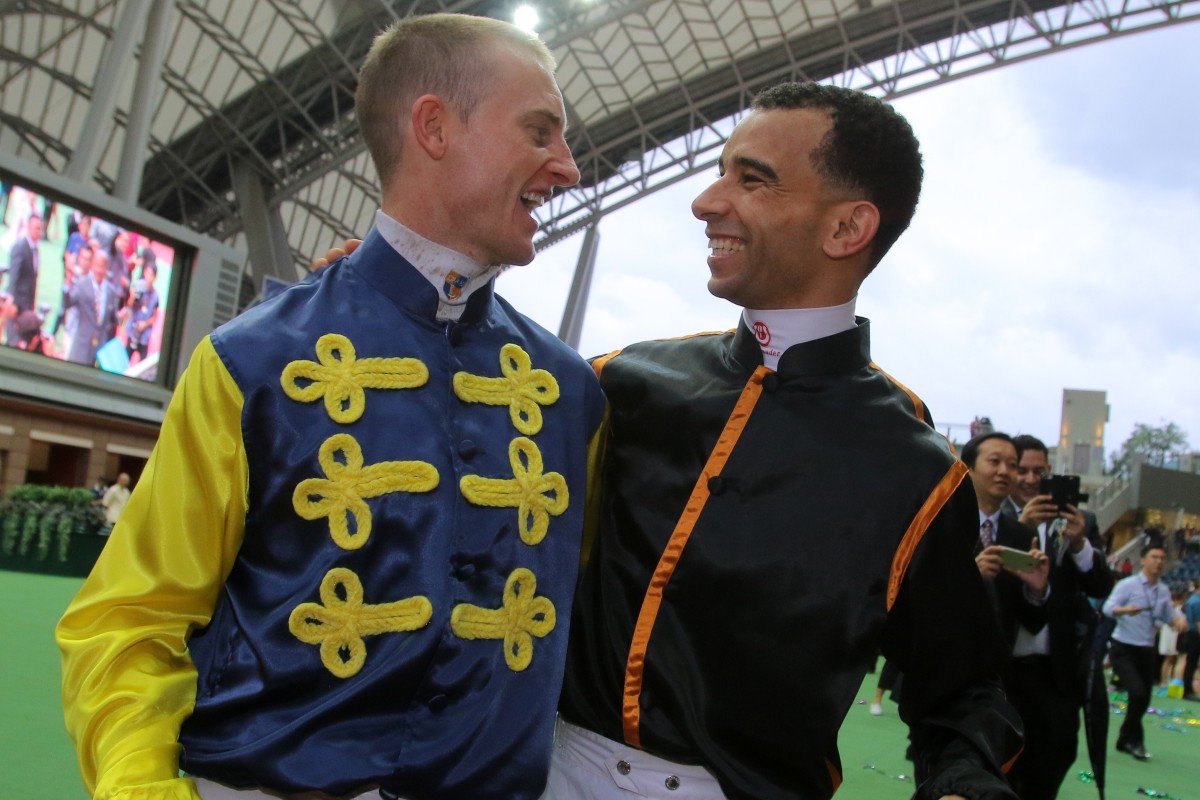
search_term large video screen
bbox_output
[1,178,179,383]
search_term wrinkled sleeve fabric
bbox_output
[882,477,1022,800]
[56,336,249,800]
[578,406,609,570]
[1103,579,1132,618]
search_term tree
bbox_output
[1108,421,1190,473]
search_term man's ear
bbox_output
[411,94,450,160]
[823,201,879,260]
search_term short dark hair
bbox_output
[1141,541,1165,557]
[751,82,923,270]
[961,431,1015,469]
[1012,434,1048,462]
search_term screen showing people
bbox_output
[1,179,174,381]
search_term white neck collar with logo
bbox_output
[741,297,857,371]
[375,210,501,322]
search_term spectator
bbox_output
[124,257,159,363]
[1183,580,1200,700]
[100,473,131,532]
[4,212,41,346]
[1000,434,1113,799]
[105,229,132,331]
[1158,586,1186,686]
[1103,543,1187,760]
[64,244,120,366]
[962,431,1051,647]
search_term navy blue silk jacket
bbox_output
[177,229,606,798]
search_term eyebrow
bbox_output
[524,108,567,133]
[718,154,778,180]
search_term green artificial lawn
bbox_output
[5,568,1197,799]
[3,571,88,800]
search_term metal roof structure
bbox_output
[3,0,1198,309]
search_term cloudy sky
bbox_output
[498,21,1200,461]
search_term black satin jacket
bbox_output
[561,319,1022,800]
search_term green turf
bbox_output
[2,571,88,799]
[6,569,1197,799]
[841,678,1199,800]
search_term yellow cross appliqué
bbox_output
[453,343,559,435]
[289,567,432,678]
[281,333,428,424]
[450,568,555,672]
[293,433,439,550]
[459,437,567,545]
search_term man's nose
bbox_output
[549,139,580,188]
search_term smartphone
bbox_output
[996,546,1040,571]
[1038,473,1089,510]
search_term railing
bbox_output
[1091,465,1138,535]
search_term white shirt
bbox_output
[741,298,857,371]
[375,210,501,322]
[1010,519,1094,656]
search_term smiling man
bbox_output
[547,84,1024,800]
[962,431,1050,639]
[998,433,1112,799]
[57,14,605,800]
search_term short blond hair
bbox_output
[356,13,556,186]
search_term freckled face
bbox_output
[439,45,580,267]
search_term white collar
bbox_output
[375,210,501,322]
[741,297,857,370]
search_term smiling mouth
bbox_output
[708,237,744,254]
[521,192,548,210]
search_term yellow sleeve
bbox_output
[578,404,609,570]
[56,336,249,800]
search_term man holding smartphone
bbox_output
[962,432,1050,642]
[999,435,1113,798]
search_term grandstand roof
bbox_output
[3,0,1196,291]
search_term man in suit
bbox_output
[963,432,1050,650]
[65,244,119,366]
[998,434,1114,796]
[4,212,42,346]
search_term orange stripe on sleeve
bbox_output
[591,331,733,380]
[886,460,968,611]
[621,366,770,747]
[591,349,622,379]
[824,758,843,793]
[869,361,926,424]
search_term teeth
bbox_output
[521,192,546,209]
[709,237,744,253]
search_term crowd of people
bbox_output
[44,12,1199,800]
[1,189,162,370]
[872,433,1199,797]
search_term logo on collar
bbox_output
[444,271,469,300]
[752,321,771,346]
